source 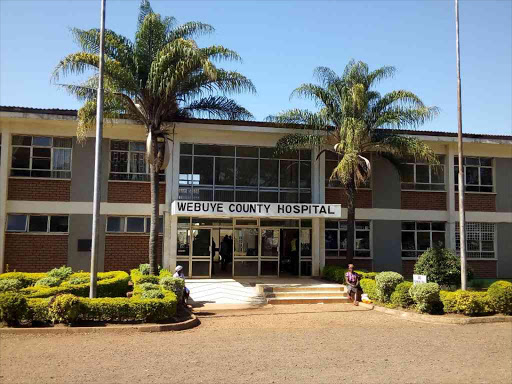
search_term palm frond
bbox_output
[274,133,326,155]
[168,21,214,40]
[183,95,253,120]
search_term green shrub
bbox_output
[409,283,441,314]
[34,276,62,288]
[322,266,370,284]
[375,272,404,302]
[454,290,491,316]
[0,272,47,287]
[391,282,414,308]
[47,266,73,280]
[360,272,378,280]
[141,290,165,299]
[27,298,51,323]
[139,264,151,275]
[138,283,160,292]
[0,292,28,325]
[159,269,172,278]
[440,291,458,313]
[360,278,377,300]
[49,294,82,324]
[160,276,185,301]
[414,247,469,287]
[0,279,24,293]
[68,276,90,285]
[487,281,512,314]
[131,269,160,285]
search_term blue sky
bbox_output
[1,0,511,135]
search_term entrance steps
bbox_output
[261,284,350,305]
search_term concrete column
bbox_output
[163,137,180,271]
[0,130,11,273]
[312,217,320,276]
[318,151,326,273]
[447,144,457,249]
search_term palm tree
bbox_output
[53,0,256,275]
[269,60,439,265]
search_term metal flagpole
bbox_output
[90,0,106,298]
[455,0,467,290]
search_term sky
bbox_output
[1,0,511,135]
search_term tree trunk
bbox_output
[345,176,356,265]
[149,135,160,276]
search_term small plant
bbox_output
[49,294,82,324]
[409,282,441,314]
[487,281,512,314]
[67,276,90,285]
[360,278,377,300]
[47,266,73,280]
[141,289,165,299]
[0,292,28,325]
[138,264,151,276]
[414,247,468,287]
[390,282,414,308]
[34,276,62,287]
[139,283,160,292]
[0,279,24,293]
[375,272,404,302]
[160,276,185,301]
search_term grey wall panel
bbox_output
[101,139,110,202]
[495,158,512,212]
[497,223,512,278]
[68,214,106,272]
[372,156,401,209]
[372,220,402,273]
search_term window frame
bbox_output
[324,220,372,259]
[10,135,73,179]
[456,222,496,260]
[106,215,163,234]
[454,156,494,193]
[6,214,69,234]
[401,221,447,259]
[109,140,165,182]
[401,155,445,191]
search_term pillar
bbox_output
[163,136,180,271]
[0,130,11,273]
[447,144,457,249]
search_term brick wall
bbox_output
[325,189,373,208]
[455,193,496,212]
[108,182,166,204]
[104,235,163,271]
[325,258,373,271]
[8,178,70,201]
[402,260,416,278]
[468,260,497,279]
[401,191,447,210]
[4,234,68,272]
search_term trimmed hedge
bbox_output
[0,293,28,325]
[0,272,47,288]
[443,290,491,316]
[47,266,73,280]
[160,276,185,302]
[487,281,512,314]
[375,272,404,303]
[49,294,81,324]
[0,279,24,293]
[35,276,62,287]
[360,278,377,300]
[391,282,414,308]
[409,283,441,314]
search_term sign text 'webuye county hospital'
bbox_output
[171,201,342,218]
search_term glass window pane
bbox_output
[179,156,193,185]
[129,141,145,152]
[325,221,338,229]
[280,191,298,203]
[480,168,493,186]
[11,169,30,177]
[356,221,370,230]
[259,191,278,203]
[300,192,311,203]
[177,229,190,256]
[7,215,27,231]
[32,147,51,158]
[193,157,214,185]
[53,148,71,171]
[196,188,213,201]
[32,158,51,170]
[432,222,445,231]
[195,145,234,157]
[236,158,258,187]
[466,157,480,166]
[300,162,311,188]
[416,165,430,183]
[215,158,234,186]
[110,140,129,151]
[130,152,146,174]
[111,151,128,173]
[402,222,415,231]
[192,229,211,256]
[280,160,298,188]
[454,165,459,185]
[480,158,492,166]
[401,164,414,183]
[53,138,72,148]
[31,170,51,178]
[29,216,48,232]
[215,189,234,202]
[325,160,341,187]
[259,159,279,187]
[432,232,445,248]
[234,228,259,257]
[235,190,258,202]
[12,135,31,146]
[417,232,431,250]
[466,167,479,185]
[431,165,445,184]
[50,216,69,232]
[236,146,259,158]
[278,150,299,160]
[107,217,124,232]
[356,231,370,250]
[417,222,431,231]
[339,230,348,249]
[126,217,145,232]
[401,232,415,250]
[180,143,192,155]
[33,136,52,146]
[259,147,276,158]
[11,147,30,168]
[300,150,311,160]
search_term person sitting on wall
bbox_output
[345,264,362,306]
[173,265,190,305]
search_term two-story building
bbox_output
[1,106,511,279]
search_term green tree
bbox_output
[52,0,255,275]
[269,60,438,264]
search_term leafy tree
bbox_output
[53,0,255,275]
[414,246,467,287]
[269,60,438,264]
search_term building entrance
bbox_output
[280,229,300,276]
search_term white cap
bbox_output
[175,265,183,272]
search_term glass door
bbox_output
[280,229,300,276]
[300,229,312,276]
[233,228,259,276]
[260,229,279,276]
[191,228,211,277]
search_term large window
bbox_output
[401,222,446,258]
[6,214,69,233]
[11,136,72,178]
[325,220,371,258]
[110,140,165,182]
[401,155,445,191]
[178,144,311,203]
[325,152,370,188]
[106,216,163,233]
[454,157,493,192]
[456,222,495,259]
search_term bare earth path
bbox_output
[1,304,511,384]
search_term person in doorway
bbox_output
[220,235,232,271]
[173,265,190,305]
[345,264,362,306]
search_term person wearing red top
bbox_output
[345,264,362,306]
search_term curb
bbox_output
[358,302,512,325]
[0,310,200,335]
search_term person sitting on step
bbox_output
[345,264,362,306]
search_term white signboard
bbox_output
[413,274,427,285]
[171,201,342,218]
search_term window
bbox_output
[401,222,446,258]
[325,152,371,189]
[109,140,165,182]
[325,220,371,258]
[456,222,495,259]
[178,144,311,203]
[106,216,163,233]
[11,136,72,178]
[454,157,493,192]
[401,155,445,191]
[6,214,69,233]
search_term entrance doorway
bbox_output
[280,229,300,276]
[211,228,233,278]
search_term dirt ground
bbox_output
[1,304,511,384]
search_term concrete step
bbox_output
[266,297,351,305]
[264,286,345,293]
[266,291,348,298]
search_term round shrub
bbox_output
[440,291,457,313]
[47,266,73,280]
[360,272,378,280]
[141,289,165,299]
[409,283,441,314]
[160,276,185,301]
[487,281,512,314]
[391,282,414,308]
[35,276,62,287]
[0,278,24,293]
[0,292,28,325]
[67,276,90,285]
[49,294,82,324]
[414,247,467,287]
[451,290,490,316]
[375,272,404,302]
[360,279,377,300]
